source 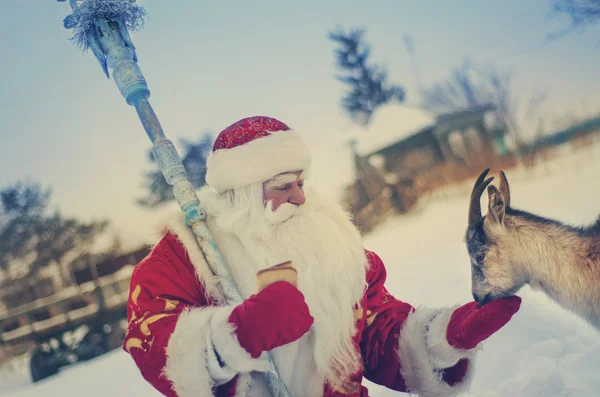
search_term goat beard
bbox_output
[206,188,368,388]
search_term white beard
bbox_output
[197,184,369,388]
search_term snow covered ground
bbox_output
[1,143,599,396]
[362,143,600,397]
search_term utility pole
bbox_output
[403,34,423,93]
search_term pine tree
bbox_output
[0,180,109,292]
[329,26,405,126]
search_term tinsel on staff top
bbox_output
[60,0,147,77]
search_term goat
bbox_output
[465,168,600,330]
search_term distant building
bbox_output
[353,104,510,180]
[0,246,150,313]
[344,104,514,232]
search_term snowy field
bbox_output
[1,143,600,397]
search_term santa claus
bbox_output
[122,116,521,397]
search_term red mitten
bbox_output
[229,281,314,358]
[446,296,521,350]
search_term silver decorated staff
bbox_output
[56,1,290,395]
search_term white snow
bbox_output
[1,142,600,396]
[349,103,436,156]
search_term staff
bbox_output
[56,1,290,395]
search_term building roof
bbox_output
[434,105,494,124]
[351,103,436,156]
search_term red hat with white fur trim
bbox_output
[205,116,312,193]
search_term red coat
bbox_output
[123,230,475,397]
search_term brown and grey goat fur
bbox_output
[465,168,600,330]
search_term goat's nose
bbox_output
[473,292,492,306]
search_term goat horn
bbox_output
[499,170,511,208]
[469,168,494,227]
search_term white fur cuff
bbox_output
[209,305,272,374]
[425,306,475,368]
[397,308,477,397]
[205,129,312,193]
[163,306,220,397]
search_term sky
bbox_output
[1,0,600,249]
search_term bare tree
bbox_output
[550,0,600,38]
[420,60,548,151]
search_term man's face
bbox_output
[262,171,306,211]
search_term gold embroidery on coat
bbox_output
[163,298,179,311]
[140,313,174,336]
[124,337,144,353]
[353,307,364,322]
[366,310,378,327]
[131,284,142,306]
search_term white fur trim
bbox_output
[210,305,272,374]
[206,318,238,386]
[397,307,477,397]
[163,306,219,397]
[205,129,312,193]
[425,306,474,369]
[164,305,259,396]
[162,210,224,304]
[233,375,255,397]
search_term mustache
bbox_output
[265,202,303,225]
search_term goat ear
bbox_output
[498,170,511,208]
[487,185,505,225]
